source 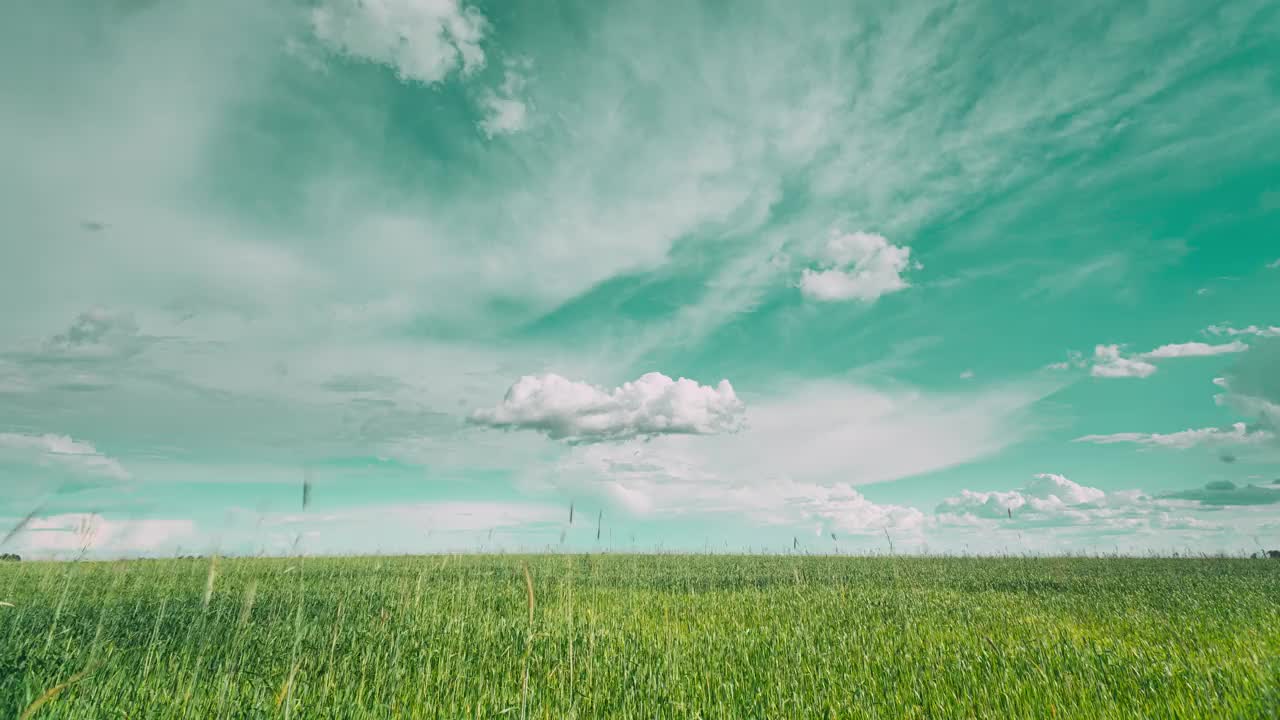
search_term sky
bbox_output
[1,0,1278,559]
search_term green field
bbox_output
[1,555,1278,718]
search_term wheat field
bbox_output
[1,554,1278,718]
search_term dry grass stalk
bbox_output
[20,662,97,720]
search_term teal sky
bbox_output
[2,0,1279,558]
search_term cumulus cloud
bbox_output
[470,372,745,442]
[933,473,1223,536]
[799,231,917,302]
[937,473,1105,521]
[0,432,130,480]
[311,0,488,85]
[1267,259,1280,269]
[1074,422,1274,450]
[1089,345,1156,378]
[1139,340,1248,359]
[930,472,1280,550]
[478,60,530,137]
[1206,324,1280,338]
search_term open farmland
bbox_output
[1,554,1278,718]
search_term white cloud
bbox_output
[959,369,975,380]
[931,474,1280,551]
[1267,259,1280,269]
[529,379,1054,534]
[782,481,927,535]
[799,231,917,302]
[311,0,488,85]
[1206,324,1280,338]
[1090,344,1156,378]
[1075,422,1273,449]
[478,61,530,137]
[12,513,194,557]
[932,473,1205,533]
[1139,340,1248,359]
[1065,338,1254,379]
[0,432,130,480]
[545,440,926,534]
[937,473,1105,521]
[470,372,745,442]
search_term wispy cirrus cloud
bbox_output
[1139,341,1248,359]
[1206,324,1280,338]
[1058,339,1252,379]
[1074,422,1273,450]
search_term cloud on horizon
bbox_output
[934,473,1224,534]
[1159,480,1280,507]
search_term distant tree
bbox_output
[1268,550,1280,560]
[0,553,19,562]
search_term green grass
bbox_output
[1,554,1278,718]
